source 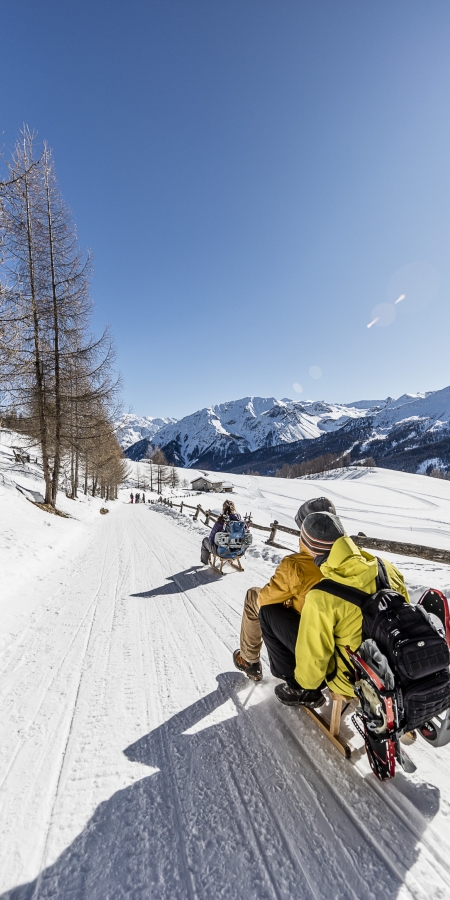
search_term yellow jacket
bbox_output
[294,536,410,696]
[258,548,321,615]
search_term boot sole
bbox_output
[233,663,262,682]
[276,694,326,708]
[233,653,262,682]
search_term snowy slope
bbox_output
[115,413,177,450]
[3,456,450,897]
[0,430,109,641]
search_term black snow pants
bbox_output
[259,604,300,682]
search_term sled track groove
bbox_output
[0,517,116,800]
[26,514,131,899]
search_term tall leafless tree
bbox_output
[0,128,124,506]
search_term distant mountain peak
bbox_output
[118,387,450,477]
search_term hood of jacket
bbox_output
[319,535,380,591]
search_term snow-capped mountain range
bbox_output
[116,414,177,450]
[118,386,450,474]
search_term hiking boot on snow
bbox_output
[233,649,262,682]
[275,681,325,708]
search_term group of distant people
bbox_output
[202,495,408,708]
[130,492,147,504]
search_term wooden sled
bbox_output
[209,552,244,575]
[303,692,354,759]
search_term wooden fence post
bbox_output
[193,504,201,521]
[180,501,183,514]
[267,520,279,544]
[205,510,211,526]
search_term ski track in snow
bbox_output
[1,502,450,899]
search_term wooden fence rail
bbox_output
[149,495,450,566]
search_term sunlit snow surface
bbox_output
[2,435,450,899]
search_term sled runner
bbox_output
[304,572,450,779]
[210,515,252,575]
[210,552,244,575]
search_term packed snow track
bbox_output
[1,502,450,900]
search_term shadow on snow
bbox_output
[131,565,222,598]
[2,672,440,900]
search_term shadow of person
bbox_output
[131,565,222,598]
[2,672,441,900]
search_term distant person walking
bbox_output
[135,493,140,504]
[130,493,134,504]
[142,493,146,504]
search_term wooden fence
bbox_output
[149,497,450,566]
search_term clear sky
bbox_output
[2,0,450,418]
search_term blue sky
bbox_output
[2,0,450,418]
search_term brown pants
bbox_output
[239,587,263,664]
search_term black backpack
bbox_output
[318,559,450,731]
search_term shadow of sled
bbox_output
[131,565,222,598]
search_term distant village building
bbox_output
[190,476,234,493]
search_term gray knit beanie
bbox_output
[295,496,336,531]
[300,511,345,556]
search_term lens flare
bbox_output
[367,317,379,328]
[395,293,406,304]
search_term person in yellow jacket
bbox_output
[273,510,410,708]
[233,497,336,682]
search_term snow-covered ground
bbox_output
[0,431,109,644]
[2,440,450,899]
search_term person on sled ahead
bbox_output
[267,511,410,708]
[233,497,337,682]
[201,500,241,565]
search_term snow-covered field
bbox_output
[2,437,450,899]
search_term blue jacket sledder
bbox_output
[213,515,252,560]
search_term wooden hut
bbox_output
[190,476,224,492]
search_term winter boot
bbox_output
[233,649,262,682]
[275,681,325,708]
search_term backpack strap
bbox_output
[310,578,368,608]
[376,557,390,591]
[310,559,390,611]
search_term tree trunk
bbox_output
[23,168,52,504]
[44,152,61,508]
